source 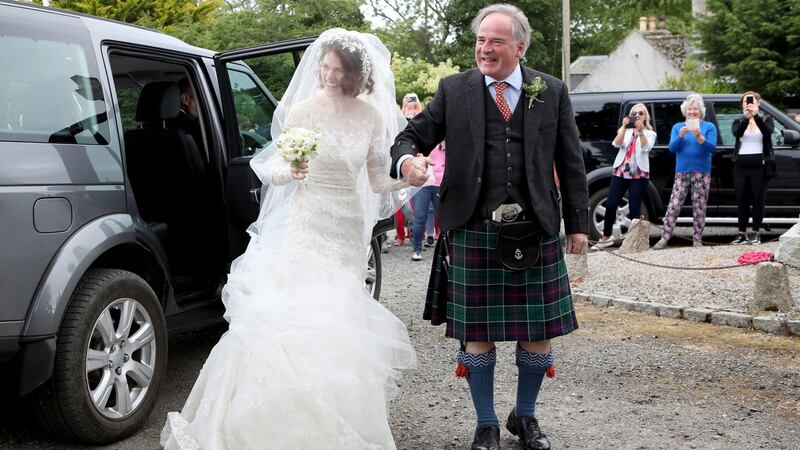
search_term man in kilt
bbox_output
[390,4,588,449]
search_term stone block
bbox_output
[589,294,612,308]
[572,291,589,303]
[751,262,795,312]
[774,221,800,271]
[710,311,753,329]
[611,298,638,311]
[787,320,800,336]
[631,301,659,316]
[566,248,589,279]
[657,304,683,319]
[683,308,714,323]
[752,316,788,335]
[618,220,651,254]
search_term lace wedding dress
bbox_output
[161,96,415,450]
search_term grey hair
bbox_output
[471,3,531,53]
[680,93,706,119]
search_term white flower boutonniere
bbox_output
[522,76,547,109]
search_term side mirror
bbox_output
[783,129,800,146]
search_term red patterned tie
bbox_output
[494,81,512,123]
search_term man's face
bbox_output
[474,13,524,80]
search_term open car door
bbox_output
[214,37,315,261]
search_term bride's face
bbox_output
[320,51,345,97]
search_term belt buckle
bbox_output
[491,203,522,223]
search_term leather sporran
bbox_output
[495,221,541,271]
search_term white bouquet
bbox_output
[276,127,320,165]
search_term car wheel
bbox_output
[32,268,167,444]
[366,238,382,300]
[589,186,649,242]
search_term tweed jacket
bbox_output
[390,65,589,237]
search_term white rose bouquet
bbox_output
[276,127,320,165]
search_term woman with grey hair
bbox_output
[652,93,718,250]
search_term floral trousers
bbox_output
[661,172,711,242]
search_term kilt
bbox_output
[445,219,578,342]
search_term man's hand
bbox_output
[291,161,309,180]
[565,233,587,254]
[400,154,433,187]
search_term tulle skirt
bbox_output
[161,228,416,449]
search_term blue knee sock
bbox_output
[515,346,554,417]
[458,348,498,427]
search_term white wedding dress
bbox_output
[161,97,415,450]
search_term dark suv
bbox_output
[0,1,390,443]
[572,91,800,240]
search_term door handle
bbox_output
[249,188,261,205]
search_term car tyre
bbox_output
[589,186,649,242]
[367,238,382,300]
[31,268,167,444]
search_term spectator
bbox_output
[402,92,422,119]
[730,91,774,245]
[593,103,656,249]
[394,93,425,246]
[411,141,446,261]
[653,93,717,250]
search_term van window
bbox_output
[573,101,620,141]
[651,102,685,146]
[0,14,110,145]
[714,102,787,147]
[227,66,278,157]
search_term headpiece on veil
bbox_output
[317,32,373,92]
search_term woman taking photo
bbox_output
[730,91,774,245]
[593,103,656,249]
[652,93,717,250]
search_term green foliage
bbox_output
[698,0,800,103]
[49,0,222,32]
[364,0,451,64]
[391,55,459,104]
[661,58,735,93]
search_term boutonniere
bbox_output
[522,76,547,109]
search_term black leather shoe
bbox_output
[470,425,501,450]
[505,410,551,450]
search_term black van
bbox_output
[572,91,800,241]
[0,1,390,443]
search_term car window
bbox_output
[651,102,684,146]
[573,101,620,141]
[227,67,277,157]
[714,102,786,147]
[0,16,110,145]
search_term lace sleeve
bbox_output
[366,114,407,193]
[250,106,301,186]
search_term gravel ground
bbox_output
[2,232,799,449]
[574,226,800,314]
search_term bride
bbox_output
[161,29,416,449]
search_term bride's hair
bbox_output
[318,38,374,96]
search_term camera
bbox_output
[625,114,639,128]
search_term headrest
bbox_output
[135,82,180,122]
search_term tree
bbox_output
[391,55,459,104]
[661,58,734,93]
[48,0,222,32]
[698,0,800,104]
[364,0,451,63]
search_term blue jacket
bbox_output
[668,120,717,173]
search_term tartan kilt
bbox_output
[445,220,579,342]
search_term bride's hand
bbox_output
[291,161,309,180]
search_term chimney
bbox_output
[658,16,667,30]
[639,16,648,32]
[648,16,657,31]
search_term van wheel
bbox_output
[589,187,649,242]
[366,238,382,300]
[32,269,167,444]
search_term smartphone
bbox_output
[746,96,754,105]
[686,118,700,130]
[405,95,417,102]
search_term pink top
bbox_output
[429,143,446,187]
